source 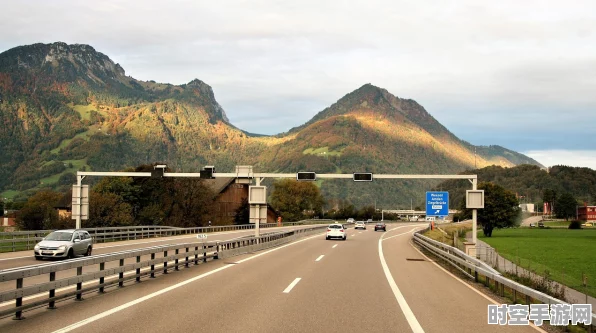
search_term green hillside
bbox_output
[0,42,545,208]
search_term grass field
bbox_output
[302,146,344,157]
[50,126,101,154]
[1,190,20,200]
[480,228,596,297]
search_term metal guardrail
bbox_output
[0,224,328,319]
[0,219,337,253]
[413,231,596,324]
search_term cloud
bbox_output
[1,0,595,156]
[524,150,596,170]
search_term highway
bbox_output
[0,223,543,333]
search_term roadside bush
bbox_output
[568,221,582,229]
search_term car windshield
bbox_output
[329,225,343,229]
[44,232,73,241]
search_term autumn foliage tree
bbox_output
[270,179,325,222]
[16,190,63,230]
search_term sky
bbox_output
[1,0,595,169]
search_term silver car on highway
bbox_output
[34,229,93,260]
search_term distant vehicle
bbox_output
[355,221,366,230]
[346,218,355,223]
[538,221,545,228]
[34,229,93,260]
[529,223,536,228]
[326,223,347,240]
[367,218,373,223]
[374,222,386,232]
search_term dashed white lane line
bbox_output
[379,228,425,333]
[51,232,325,333]
[332,244,338,249]
[315,255,324,262]
[283,278,302,293]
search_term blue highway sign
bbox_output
[426,192,449,217]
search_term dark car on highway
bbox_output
[374,222,386,232]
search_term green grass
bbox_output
[50,126,102,154]
[72,104,97,120]
[303,146,344,157]
[1,190,20,200]
[480,228,596,297]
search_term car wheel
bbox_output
[85,247,92,256]
[67,249,74,259]
[326,236,329,240]
[343,236,346,241]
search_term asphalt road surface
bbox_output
[0,223,544,333]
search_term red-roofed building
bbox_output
[577,205,596,222]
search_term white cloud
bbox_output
[524,150,596,170]
[1,0,595,151]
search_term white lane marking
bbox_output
[283,278,302,293]
[52,231,325,333]
[382,227,421,241]
[51,264,233,333]
[0,253,216,308]
[315,255,324,262]
[358,232,362,234]
[379,229,425,333]
[332,244,338,249]
[0,255,30,261]
[408,241,548,333]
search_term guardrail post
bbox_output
[175,249,179,271]
[150,253,156,278]
[136,255,141,283]
[76,266,84,301]
[118,258,124,287]
[194,246,199,265]
[214,242,219,259]
[163,250,168,274]
[99,262,105,293]
[13,278,25,320]
[203,244,207,263]
[185,247,189,268]
[48,271,57,309]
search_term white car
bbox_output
[346,218,355,224]
[326,223,347,240]
[354,221,366,230]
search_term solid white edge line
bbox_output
[315,255,324,262]
[379,227,425,333]
[409,240,548,333]
[52,231,325,333]
[283,278,302,293]
[51,264,232,333]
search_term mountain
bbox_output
[0,42,543,208]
